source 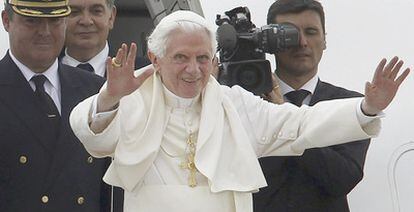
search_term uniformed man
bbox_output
[0,0,114,211]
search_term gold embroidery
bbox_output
[10,0,67,7]
[18,8,42,15]
[51,9,67,14]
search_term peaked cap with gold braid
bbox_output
[7,0,71,17]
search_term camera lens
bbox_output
[237,64,262,88]
[221,60,273,95]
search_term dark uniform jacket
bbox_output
[254,80,371,212]
[0,52,114,212]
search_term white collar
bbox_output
[277,74,319,95]
[10,50,59,90]
[163,84,201,109]
[62,42,109,77]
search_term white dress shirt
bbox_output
[10,51,61,114]
[277,74,318,105]
[62,42,109,77]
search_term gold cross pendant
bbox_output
[180,154,198,187]
[188,165,197,187]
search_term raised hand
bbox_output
[98,43,154,112]
[362,56,410,115]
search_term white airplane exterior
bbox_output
[0,0,412,211]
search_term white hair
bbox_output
[147,10,217,58]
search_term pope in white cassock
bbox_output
[69,10,409,212]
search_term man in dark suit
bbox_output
[254,0,371,211]
[61,0,149,76]
[0,0,113,211]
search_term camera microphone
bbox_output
[216,23,237,51]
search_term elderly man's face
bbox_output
[151,29,214,98]
[2,12,66,72]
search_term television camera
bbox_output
[216,6,300,95]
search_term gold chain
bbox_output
[179,133,198,187]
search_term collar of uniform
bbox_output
[62,41,109,77]
[277,74,319,95]
[162,83,201,109]
[9,50,60,91]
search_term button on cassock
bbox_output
[41,195,49,204]
[19,155,28,164]
[77,196,85,205]
[87,156,93,164]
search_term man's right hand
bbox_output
[262,73,284,104]
[97,43,154,113]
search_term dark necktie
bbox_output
[76,63,94,73]
[31,75,61,141]
[285,89,310,107]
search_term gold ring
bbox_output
[272,85,279,90]
[111,58,122,68]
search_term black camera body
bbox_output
[216,6,300,95]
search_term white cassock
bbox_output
[69,71,380,212]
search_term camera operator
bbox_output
[253,0,371,211]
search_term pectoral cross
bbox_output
[180,133,198,187]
